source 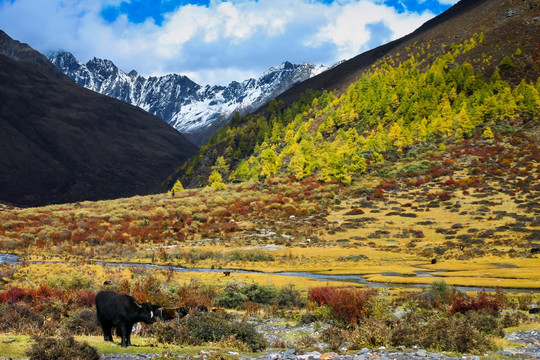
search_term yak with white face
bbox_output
[95,290,156,347]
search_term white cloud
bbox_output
[438,0,459,5]
[309,1,435,60]
[0,0,441,85]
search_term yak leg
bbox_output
[101,321,113,342]
[125,322,134,346]
[118,323,130,347]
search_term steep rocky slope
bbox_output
[0,30,198,207]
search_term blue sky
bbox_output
[0,0,457,85]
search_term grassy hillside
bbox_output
[175,0,539,188]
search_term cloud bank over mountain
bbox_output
[0,0,457,85]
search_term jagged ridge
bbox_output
[49,51,328,146]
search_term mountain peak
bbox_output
[0,30,61,73]
[50,52,330,146]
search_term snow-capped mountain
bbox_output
[49,51,328,146]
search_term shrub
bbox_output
[466,310,504,337]
[320,326,346,352]
[439,192,452,201]
[243,283,278,305]
[450,290,505,315]
[427,280,456,306]
[303,303,333,323]
[309,287,377,326]
[501,311,530,328]
[230,250,275,262]
[228,318,268,351]
[216,283,248,309]
[173,280,215,309]
[45,273,93,291]
[0,303,52,335]
[62,308,100,335]
[347,319,393,349]
[217,282,286,308]
[26,335,100,360]
[337,254,369,262]
[277,284,306,308]
[153,312,267,351]
[391,312,497,354]
[151,319,191,345]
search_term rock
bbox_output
[416,349,427,357]
[298,351,322,360]
[1,338,14,343]
[320,352,338,360]
[268,353,280,359]
[284,349,296,357]
[358,348,370,355]
[506,9,518,17]
[228,351,240,356]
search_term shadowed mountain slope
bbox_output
[0,30,198,207]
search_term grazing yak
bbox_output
[95,290,156,347]
[154,306,189,320]
[154,304,209,320]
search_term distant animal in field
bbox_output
[155,306,189,320]
[95,290,156,347]
[210,307,226,313]
[531,248,540,254]
[431,259,437,264]
[223,271,231,276]
[529,307,540,314]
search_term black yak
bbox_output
[95,290,156,347]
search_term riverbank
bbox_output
[99,329,540,360]
[2,253,539,294]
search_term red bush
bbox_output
[380,182,397,190]
[309,287,376,325]
[439,193,452,201]
[449,290,505,314]
[0,286,96,310]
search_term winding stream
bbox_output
[1,253,538,293]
